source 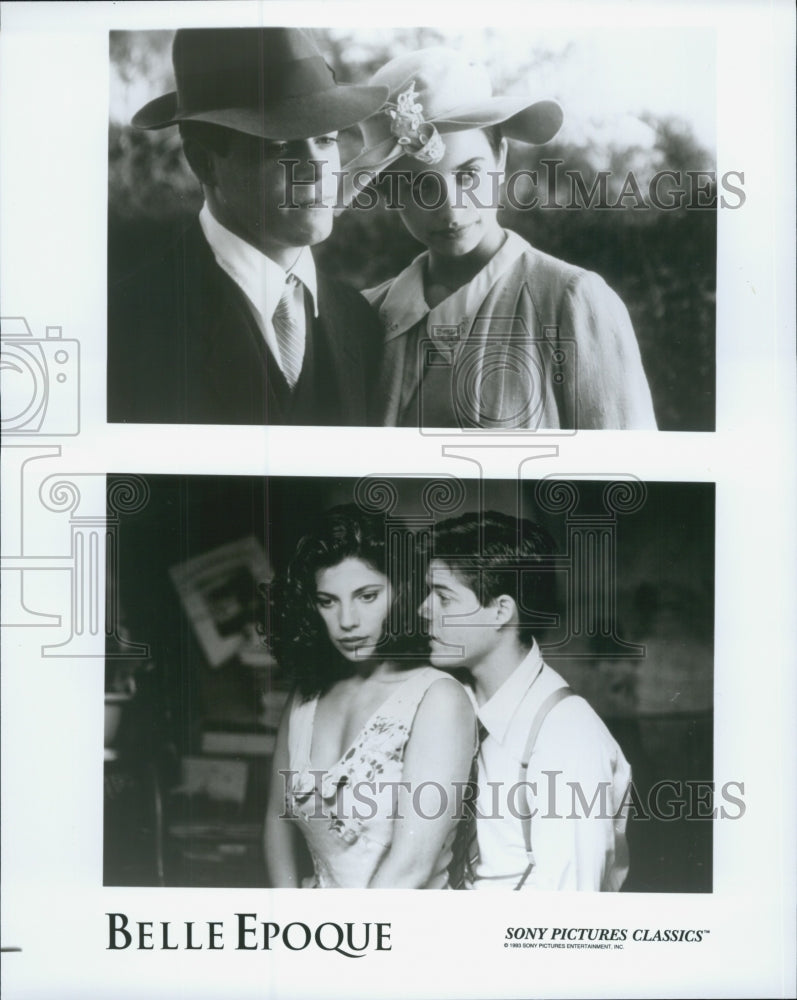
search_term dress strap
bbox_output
[287,693,318,770]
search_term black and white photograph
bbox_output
[107,26,716,431]
[1,2,795,999]
[105,474,714,894]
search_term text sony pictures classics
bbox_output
[105,913,714,959]
[504,926,711,946]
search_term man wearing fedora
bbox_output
[107,28,388,425]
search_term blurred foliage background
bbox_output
[109,28,717,431]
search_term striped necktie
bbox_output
[272,275,305,389]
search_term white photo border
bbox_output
[1,2,795,999]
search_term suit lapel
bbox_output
[188,227,293,423]
[313,275,364,423]
[177,230,370,425]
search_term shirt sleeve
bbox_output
[559,270,657,430]
[520,698,631,891]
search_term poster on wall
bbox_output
[1,2,794,999]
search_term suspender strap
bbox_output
[514,686,575,890]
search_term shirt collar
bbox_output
[378,252,428,338]
[199,204,318,318]
[378,229,528,342]
[478,639,547,746]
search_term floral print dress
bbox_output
[286,667,455,888]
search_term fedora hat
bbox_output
[342,47,563,203]
[132,28,389,141]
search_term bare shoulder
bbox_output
[417,672,475,722]
[406,673,476,764]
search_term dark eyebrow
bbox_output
[431,582,458,596]
[315,583,384,599]
[264,131,338,144]
[412,157,486,182]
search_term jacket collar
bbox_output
[378,229,528,342]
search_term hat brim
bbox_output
[132,84,389,141]
[343,97,563,178]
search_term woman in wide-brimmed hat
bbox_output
[343,47,657,431]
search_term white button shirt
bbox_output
[199,204,318,378]
[470,641,631,891]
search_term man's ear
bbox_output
[182,137,216,187]
[492,593,518,628]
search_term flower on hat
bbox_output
[385,81,445,165]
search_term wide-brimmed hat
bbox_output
[341,47,563,203]
[132,28,389,141]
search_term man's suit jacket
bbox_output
[108,221,381,425]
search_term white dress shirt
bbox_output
[199,204,318,379]
[470,641,631,891]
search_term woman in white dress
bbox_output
[264,504,475,888]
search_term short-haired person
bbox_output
[108,28,388,425]
[344,48,657,430]
[419,511,631,890]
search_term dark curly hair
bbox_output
[265,504,427,699]
[424,510,557,649]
